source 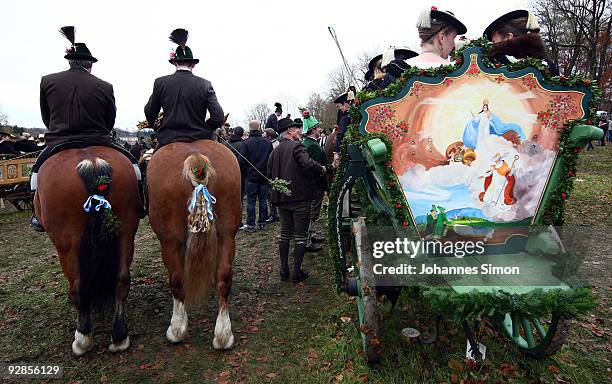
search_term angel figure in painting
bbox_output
[479,152,519,209]
[462,100,526,150]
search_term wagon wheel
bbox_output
[499,312,571,358]
[353,219,382,364]
[10,198,31,211]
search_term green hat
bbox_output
[169,28,199,64]
[301,110,320,134]
[60,26,98,63]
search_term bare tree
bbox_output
[0,105,8,127]
[246,103,271,127]
[534,0,612,109]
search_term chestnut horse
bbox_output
[147,140,240,349]
[34,147,140,355]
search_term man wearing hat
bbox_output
[265,103,283,130]
[145,28,224,146]
[407,6,467,67]
[483,10,558,75]
[267,117,326,283]
[30,26,141,231]
[365,47,418,91]
[301,110,328,252]
[332,87,355,167]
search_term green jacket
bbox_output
[303,136,328,191]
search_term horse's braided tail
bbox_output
[76,158,120,310]
[182,154,218,307]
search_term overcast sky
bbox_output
[0,0,529,130]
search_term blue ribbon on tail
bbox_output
[83,195,112,212]
[188,184,216,221]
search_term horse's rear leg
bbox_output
[162,240,188,343]
[213,235,235,350]
[64,249,94,356]
[109,238,133,352]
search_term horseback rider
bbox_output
[144,28,224,147]
[483,10,559,75]
[30,26,142,232]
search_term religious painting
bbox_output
[360,48,591,241]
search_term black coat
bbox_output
[267,137,325,206]
[14,140,40,153]
[0,141,17,155]
[265,113,278,129]
[144,70,224,146]
[239,130,273,182]
[333,110,350,153]
[40,67,116,148]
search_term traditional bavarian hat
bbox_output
[276,117,301,134]
[169,28,199,64]
[60,26,98,62]
[301,110,320,134]
[416,6,467,39]
[365,47,419,81]
[483,10,540,40]
[334,86,357,104]
[274,102,282,114]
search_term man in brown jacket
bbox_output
[30,26,140,231]
[268,118,326,283]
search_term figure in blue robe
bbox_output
[462,102,525,149]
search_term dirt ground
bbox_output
[0,145,610,383]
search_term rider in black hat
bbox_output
[266,102,283,130]
[365,47,419,91]
[145,28,225,146]
[331,87,355,167]
[483,10,558,75]
[30,26,141,232]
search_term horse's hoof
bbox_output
[72,330,94,356]
[166,324,187,343]
[109,335,130,353]
[213,331,235,350]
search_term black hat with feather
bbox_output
[274,102,282,114]
[169,28,199,64]
[60,26,97,62]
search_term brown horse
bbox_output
[147,139,240,349]
[34,147,140,355]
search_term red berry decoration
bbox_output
[386,161,392,167]
[402,220,409,227]
[568,170,575,177]
[587,120,592,125]
[97,184,108,192]
[561,192,568,200]
[584,79,591,86]
[495,63,501,68]
[395,202,402,209]
[418,69,425,76]
[431,6,437,10]
[389,181,395,187]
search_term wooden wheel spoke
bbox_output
[532,318,547,339]
[522,317,536,348]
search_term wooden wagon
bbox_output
[0,153,37,211]
[328,41,603,364]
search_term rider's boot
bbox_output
[30,213,45,232]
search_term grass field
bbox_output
[0,145,610,383]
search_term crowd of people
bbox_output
[0,131,46,156]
